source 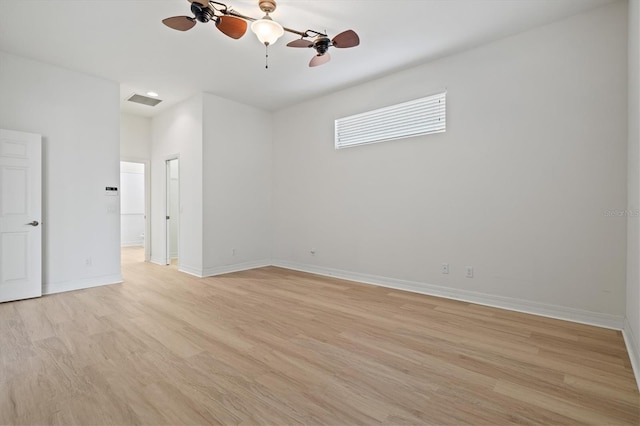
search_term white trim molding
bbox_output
[43,274,123,295]
[150,256,166,266]
[272,260,625,331]
[175,260,272,278]
[177,263,204,277]
[201,260,272,278]
[121,241,144,248]
[623,318,640,390]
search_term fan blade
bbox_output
[162,16,196,31]
[216,15,248,39]
[287,39,314,48]
[310,52,331,67]
[332,30,360,48]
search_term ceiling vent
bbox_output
[127,93,163,107]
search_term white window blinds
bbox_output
[335,91,446,149]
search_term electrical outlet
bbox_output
[465,266,474,278]
[441,263,449,274]
[85,257,92,266]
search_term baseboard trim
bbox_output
[150,256,166,266]
[176,260,272,278]
[121,241,144,248]
[272,260,625,331]
[201,260,272,278]
[43,274,123,295]
[178,264,204,277]
[623,318,640,391]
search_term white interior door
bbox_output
[0,129,42,303]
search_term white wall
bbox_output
[148,92,271,276]
[626,0,640,385]
[120,161,145,247]
[201,93,272,276]
[120,113,151,160]
[150,94,203,272]
[0,51,121,293]
[272,2,628,326]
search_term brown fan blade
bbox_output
[216,15,248,39]
[332,30,360,48]
[310,52,331,67]
[287,39,314,48]
[162,16,196,31]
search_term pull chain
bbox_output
[265,43,269,69]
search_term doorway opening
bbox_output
[166,158,179,266]
[120,160,149,264]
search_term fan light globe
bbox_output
[251,14,284,45]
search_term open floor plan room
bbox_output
[1,0,639,424]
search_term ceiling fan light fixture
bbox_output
[163,0,359,68]
[251,14,284,46]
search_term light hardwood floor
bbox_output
[0,247,638,425]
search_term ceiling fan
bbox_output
[162,0,247,39]
[287,30,360,67]
[162,0,360,68]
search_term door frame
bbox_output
[120,157,150,262]
[165,156,180,266]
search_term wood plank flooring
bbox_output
[0,246,638,425]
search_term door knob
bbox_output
[27,220,39,227]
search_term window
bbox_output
[334,91,446,149]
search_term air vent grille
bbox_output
[127,94,163,107]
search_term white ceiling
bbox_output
[0,0,616,117]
